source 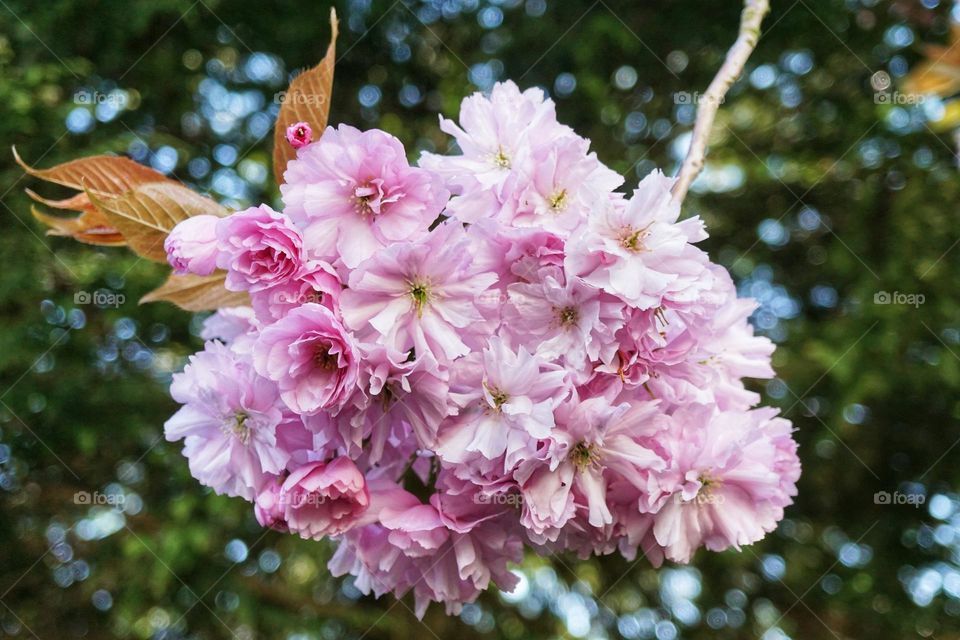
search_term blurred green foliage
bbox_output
[1,0,959,638]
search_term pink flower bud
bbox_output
[164,215,220,276]
[254,479,289,532]
[285,121,313,149]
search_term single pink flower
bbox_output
[515,453,576,544]
[504,271,625,377]
[216,204,304,292]
[519,398,666,530]
[340,222,499,363]
[164,341,288,501]
[280,457,370,539]
[253,303,359,415]
[330,491,523,618]
[420,81,574,223]
[435,338,570,471]
[282,124,449,268]
[565,170,711,309]
[650,404,800,563]
[511,136,622,234]
[341,346,451,458]
[501,225,566,281]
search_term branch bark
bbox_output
[671,0,770,204]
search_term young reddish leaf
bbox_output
[272,8,338,186]
[28,186,127,246]
[13,146,174,196]
[140,272,248,311]
[902,26,960,102]
[31,205,126,247]
[87,182,229,263]
[25,189,98,212]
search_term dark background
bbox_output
[0,0,958,638]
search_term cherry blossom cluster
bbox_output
[163,81,800,617]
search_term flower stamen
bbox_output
[571,442,599,470]
[556,305,579,327]
[619,224,651,253]
[409,281,431,318]
[492,146,511,169]
[224,411,251,445]
[486,384,510,412]
[548,188,569,212]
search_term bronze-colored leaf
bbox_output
[26,189,97,213]
[903,61,960,98]
[272,8,338,186]
[13,146,174,196]
[902,25,960,98]
[87,182,229,263]
[140,272,248,311]
[31,205,126,247]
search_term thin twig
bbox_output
[672,0,770,204]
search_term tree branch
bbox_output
[671,0,770,204]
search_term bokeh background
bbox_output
[1,0,958,638]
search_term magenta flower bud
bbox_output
[285,121,313,149]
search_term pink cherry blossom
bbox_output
[504,271,625,376]
[253,303,359,415]
[165,341,288,500]
[216,204,304,292]
[249,259,341,323]
[280,457,370,539]
[511,136,622,234]
[254,477,289,532]
[340,222,499,362]
[435,339,570,471]
[565,170,711,309]
[330,492,523,618]
[650,404,800,563]
[519,398,667,530]
[420,81,572,223]
[282,124,449,268]
[341,346,451,457]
